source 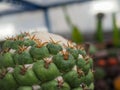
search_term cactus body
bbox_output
[0,32,94,90]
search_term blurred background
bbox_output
[0,0,120,90]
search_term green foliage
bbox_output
[94,67,106,80]
[95,16,104,43]
[112,13,120,47]
[71,25,84,43]
[63,7,84,43]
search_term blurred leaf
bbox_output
[63,7,72,27]
[89,44,97,54]
[95,16,104,43]
[95,67,106,80]
[63,7,84,43]
[71,25,84,43]
[112,13,120,47]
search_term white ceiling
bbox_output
[0,2,16,12]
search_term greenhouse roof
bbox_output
[0,0,118,37]
[0,0,91,16]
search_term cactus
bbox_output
[0,32,94,90]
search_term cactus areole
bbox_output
[0,32,94,90]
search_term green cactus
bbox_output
[0,32,94,90]
[95,13,104,43]
[23,39,36,46]
[76,58,86,68]
[0,52,14,68]
[0,71,18,90]
[46,38,62,55]
[53,53,75,72]
[67,48,79,59]
[2,40,17,49]
[33,60,60,82]
[13,65,39,86]
[13,47,33,64]
[63,70,85,88]
[84,70,94,86]
[112,13,120,47]
[72,87,83,90]
[30,46,49,60]
[17,86,32,90]
[41,79,70,90]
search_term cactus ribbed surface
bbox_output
[0,32,94,90]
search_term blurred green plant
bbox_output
[95,13,104,43]
[95,67,106,80]
[63,7,84,43]
[71,26,84,43]
[112,13,120,48]
[89,44,97,54]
